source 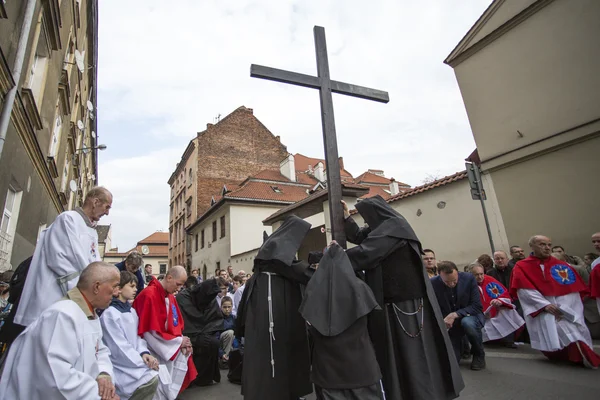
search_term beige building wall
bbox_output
[229,203,281,257]
[453,0,600,163]
[189,205,231,277]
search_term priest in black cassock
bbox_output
[343,196,464,400]
[300,243,383,400]
[235,215,315,400]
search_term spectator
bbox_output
[584,253,599,271]
[430,261,485,370]
[218,296,238,369]
[191,269,202,284]
[0,282,11,329]
[470,263,524,347]
[477,254,494,273]
[100,271,159,399]
[116,251,145,296]
[14,187,112,327]
[488,250,514,291]
[227,265,234,279]
[508,246,526,268]
[552,245,585,268]
[423,249,437,278]
[0,262,120,399]
[177,277,228,386]
[144,264,153,284]
[232,275,246,317]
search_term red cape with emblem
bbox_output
[590,260,600,298]
[510,255,587,299]
[478,275,512,318]
[133,277,197,391]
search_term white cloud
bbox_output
[98,0,491,249]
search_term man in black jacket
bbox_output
[431,261,485,370]
[488,250,514,291]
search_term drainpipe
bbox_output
[0,0,37,159]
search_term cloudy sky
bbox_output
[97,0,491,251]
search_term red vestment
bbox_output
[478,275,513,318]
[589,260,600,298]
[133,277,197,392]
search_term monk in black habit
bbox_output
[235,215,315,400]
[300,243,383,400]
[343,196,464,400]
[177,276,228,386]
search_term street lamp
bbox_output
[74,144,107,155]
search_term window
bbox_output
[0,187,22,270]
[159,264,167,274]
[212,221,217,242]
[188,168,193,184]
[1,188,16,235]
[201,229,205,249]
[49,107,62,158]
[195,234,198,252]
[220,215,226,238]
[60,161,70,193]
[216,261,220,271]
[25,15,51,105]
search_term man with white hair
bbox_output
[512,235,600,368]
[0,262,120,399]
[133,266,197,398]
[14,187,113,327]
[471,263,524,345]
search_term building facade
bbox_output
[445,0,600,256]
[104,231,168,277]
[0,0,99,272]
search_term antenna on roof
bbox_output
[214,113,221,123]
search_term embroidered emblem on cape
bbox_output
[485,282,505,298]
[171,302,179,327]
[550,264,576,285]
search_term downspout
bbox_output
[0,0,37,159]
[91,0,99,185]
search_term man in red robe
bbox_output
[133,265,198,398]
[511,235,600,368]
[471,264,524,343]
[589,232,600,315]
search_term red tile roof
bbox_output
[387,171,467,203]
[294,153,353,178]
[252,169,291,182]
[226,181,309,203]
[139,232,169,245]
[359,185,392,200]
[354,171,391,185]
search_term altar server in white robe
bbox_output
[101,271,159,399]
[512,235,600,368]
[14,186,112,327]
[470,263,524,342]
[133,266,197,399]
[0,262,121,399]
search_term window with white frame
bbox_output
[0,188,16,235]
[61,161,70,193]
[0,187,22,270]
[25,15,51,105]
[49,107,62,158]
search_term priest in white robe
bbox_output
[101,271,159,399]
[470,263,524,343]
[133,266,197,399]
[14,186,112,327]
[0,262,121,399]
[512,235,600,368]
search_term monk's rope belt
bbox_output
[390,298,424,338]
[262,271,277,378]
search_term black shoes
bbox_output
[471,354,486,370]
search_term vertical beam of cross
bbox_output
[251,26,389,248]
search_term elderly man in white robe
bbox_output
[14,186,112,327]
[0,262,121,399]
[512,235,600,368]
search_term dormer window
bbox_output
[271,186,282,193]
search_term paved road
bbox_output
[180,343,600,400]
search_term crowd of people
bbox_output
[0,186,598,399]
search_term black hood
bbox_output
[355,195,403,230]
[256,215,311,266]
[191,278,221,309]
[299,243,380,336]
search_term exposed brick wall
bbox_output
[195,106,288,214]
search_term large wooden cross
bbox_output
[251,26,389,248]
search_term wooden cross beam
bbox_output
[251,26,389,248]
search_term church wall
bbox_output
[489,134,600,258]
[453,0,600,163]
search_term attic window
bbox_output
[270,186,282,193]
[210,196,216,206]
[222,185,228,196]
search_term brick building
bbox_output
[0,1,99,271]
[167,106,288,270]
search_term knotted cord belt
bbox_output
[262,271,277,378]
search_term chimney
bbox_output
[207,123,213,129]
[339,157,344,170]
[314,162,325,182]
[389,178,400,195]
[280,154,296,182]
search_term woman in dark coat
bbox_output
[177,277,227,386]
[343,196,464,400]
[236,215,315,400]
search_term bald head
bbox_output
[529,235,552,259]
[84,186,112,204]
[77,262,120,310]
[82,186,113,223]
[162,265,187,294]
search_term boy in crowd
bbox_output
[219,296,239,368]
[100,271,159,400]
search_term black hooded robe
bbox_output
[300,244,383,400]
[345,195,464,400]
[236,215,314,400]
[177,279,224,386]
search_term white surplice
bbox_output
[100,306,159,399]
[517,289,592,352]
[482,298,525,342]
[144,331,187,400]
[233,284,245,316]
[0,298,113,399]
[14,210,101,326]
